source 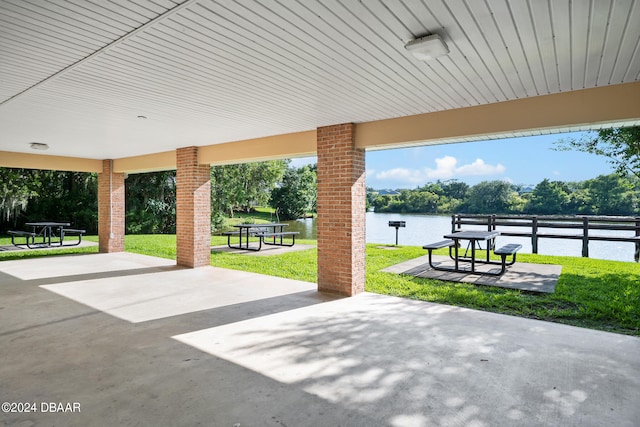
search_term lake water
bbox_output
[285,213,639,263]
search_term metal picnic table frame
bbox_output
[26,222,70,247]
[424,229,522,277]
[8,222,86,249]
[424,230,508,275]
[444,230,500,273]
[228,223,290,252]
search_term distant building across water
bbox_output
[373,189,401,196]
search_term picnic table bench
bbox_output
[60,228,86,246]
[254,231,299,247]
[422,239,456,251]
[8,230,38,248]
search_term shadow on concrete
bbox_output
[174,293,640,426]
[1,253,638,426]
[6,265,181,287]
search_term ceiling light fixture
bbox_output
[405,34,449,61]
[29,142,49,150]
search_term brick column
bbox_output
[317,123,366,296]
[176,147,211,268]
[98,159,125,253]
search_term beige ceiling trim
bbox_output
[109,130,317,173]
[197,130,317,166]
[0,151,102,172]
[2,83,638,174]
[113,151,176,174]
[355,82,640,150]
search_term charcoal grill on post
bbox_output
[388,221,406,245]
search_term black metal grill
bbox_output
[388,221,406,245]
[388,221,406,228]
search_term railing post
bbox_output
[492,215,497,250]
[635,217,640,262]
[582,216,589,258]
[451,214,455,233]
[532,216,538,254]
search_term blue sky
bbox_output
[291,131,615,189]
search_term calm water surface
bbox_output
[285,213,639,263]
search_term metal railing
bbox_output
[451,214,640,261]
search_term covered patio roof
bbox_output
[2,5,640,423]
[1,0,639,172]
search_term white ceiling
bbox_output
[1,0,639,160]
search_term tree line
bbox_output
[2,127,638,233]
[0,169,98,232]
[0,161,316,235]
[368,174,640,216]
[368,126,640,216]
[4,165,637,238]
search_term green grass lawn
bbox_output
[0,235,100,260]
[1,234,638,336]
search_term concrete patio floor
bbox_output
[1,253,638,426]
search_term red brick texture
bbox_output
[98,159,125,253]
[176,147,211,268]
[316,123,366,296]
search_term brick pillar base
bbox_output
[317,123,366,296]
[176,147,211,268]
[98,160,125,253]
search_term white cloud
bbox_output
[375,168,426,184]
[454,158,505,176]
[374,156,505,184]
[426,156,458,179]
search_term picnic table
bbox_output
[423,230,521,276]
[26,222,70,247]
[8,222,86,248]
[443,230,499,273]
[223,223,298,252]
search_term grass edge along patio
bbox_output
[1,233,638,337]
